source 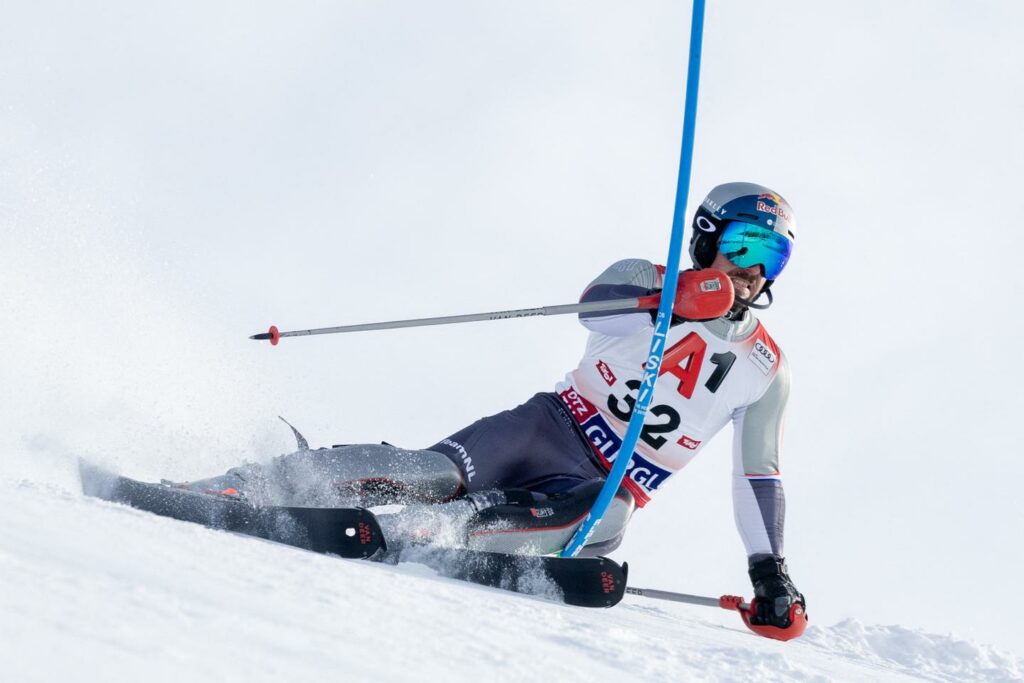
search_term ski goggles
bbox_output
[717,221,793,280]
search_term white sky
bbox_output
[3,0,1023,655]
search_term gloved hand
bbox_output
[672,269,734,321]
[747,555,806,628]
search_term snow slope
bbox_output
[2,475,1020,683]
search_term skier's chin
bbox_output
[730,279,755,301]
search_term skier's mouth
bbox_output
[727,271,756,296]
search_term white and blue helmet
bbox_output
[689,182,796,286]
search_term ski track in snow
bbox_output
[1,479,1021,683]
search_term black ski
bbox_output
[79,460,384,558]
[386,544,627,608]
[80,461,627,607]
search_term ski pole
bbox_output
[625,586,808,642]
[249,294,662,345]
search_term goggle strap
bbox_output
[734,286,773,311]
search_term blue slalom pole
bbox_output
[561,0,706,557]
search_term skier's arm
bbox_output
[731,353,805,628]
[577,259,660,336]
[730,352,790,559]
[577,260,734,335]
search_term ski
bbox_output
[386,544,627,608]
[79,460,384,558]
[79,461,628,608]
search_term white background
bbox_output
[3,0,1022,656]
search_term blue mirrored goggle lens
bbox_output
[718,221,793,280]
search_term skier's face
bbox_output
[710,250,766,303]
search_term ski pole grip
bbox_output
[719,594,746,610]
[636,293,662,309]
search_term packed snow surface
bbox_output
[2,477,1020,683]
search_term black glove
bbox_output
[748,555,806,628]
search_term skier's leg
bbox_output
[463,479,635,556]
[177,444,464,507]
[428,393,606,493]
[374,393,631,554]
[378,479,634,556]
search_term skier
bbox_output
[182,181,805,628]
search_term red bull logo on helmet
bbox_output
[756,193,791,223]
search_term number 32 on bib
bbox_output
[607,331,736,451]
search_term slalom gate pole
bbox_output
[249,294,663,345]
[561,0,706,557]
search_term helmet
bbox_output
[689,182,796,292]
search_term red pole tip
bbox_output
[269,325,280,346]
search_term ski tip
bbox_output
[250,325,281,345]
[78,459,121,500]
[559,556,627,608]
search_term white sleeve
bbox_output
[730,354,790,558]
[578,259,660,337]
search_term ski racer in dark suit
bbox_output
[183,181,805,628]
